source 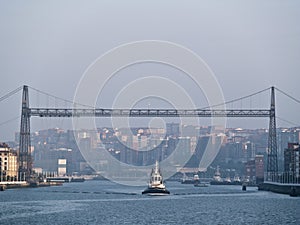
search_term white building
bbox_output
[0,143,18,181]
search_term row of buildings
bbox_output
[2,124,300,183]
[283,143,300,183]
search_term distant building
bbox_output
[244,155,265,184]
[245,141,256,161]
[277,129,300,172]
[58,159,67,176]
[34,148,73,175]
[284,143,300,182]
[181,125,199,137]
[184,136,208,169]
[0,143,18,181]
[166,123,180,137]
[245,160,255,182]
[255,155,264,184]
[229,142,244,163]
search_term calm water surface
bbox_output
[0,180,299,224]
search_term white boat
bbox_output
[142,161,170,195]
[213,166,222,182]
[193,174,209,187]
[181,173,194,184]
[210,166,224,185]
[232,175,242,185]
[193,174,200,182]
[224,177,232,183]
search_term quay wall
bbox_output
[0,181,62,191]
[258,182,300,196]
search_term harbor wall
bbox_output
[258,182,300,196]
[0,181,62,191]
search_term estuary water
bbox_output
[0,180,299,225]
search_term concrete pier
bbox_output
[258,182,300,196]
[0,181,62,191]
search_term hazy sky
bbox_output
[0,0,300,141]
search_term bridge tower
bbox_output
[267,86,278,181]
[19,85,32,181]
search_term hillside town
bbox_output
[2,124,300,185]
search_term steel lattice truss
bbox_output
[29,108,271,118]
[18,85,278,182]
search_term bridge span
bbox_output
[16,85,278,182]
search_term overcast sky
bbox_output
[0,0,300,141]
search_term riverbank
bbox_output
[0,181,62,191]
[258,181,300,196]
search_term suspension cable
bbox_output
[28,86,94,108]
[0,86,23,103]
[200,87,271,109]
[23,86,300,110]
[0,116,20,127]
[275,87,300,104]
[276,116,300,127]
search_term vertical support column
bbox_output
[19,85,32,181]
[267,86,278,182]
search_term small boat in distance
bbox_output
[181,173,197,184]
[193,174,209,187]
[142,161,170,195]
[210,166,222,184]
[181,173,194,184]
[46,176,85,183]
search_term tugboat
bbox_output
[210,166,223,185]
[193,174,200,185]
[142,161,170,195]
[181,173,194,184]
[232,175,242,185]
[194,174,209,187]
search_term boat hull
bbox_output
[194,183,209,187]
[210,181,242,185]
[46,177,85,183]
[181,179,195,184]
[142,187,170,195]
